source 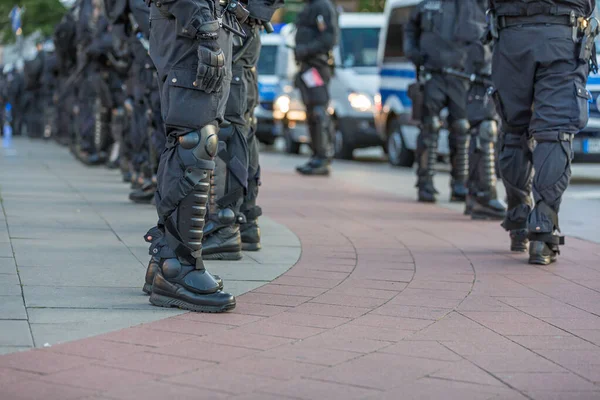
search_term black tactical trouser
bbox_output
[207,23,253,230]
[417,73,470,188]
[467,82,499,198]
[492,24,590,239]
[25,91,45,138]
[296,62,332,160]
[240,23,262,222]
[77,73,97,154]
[146,4,233,265]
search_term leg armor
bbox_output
[498,131,534,231]
[449,118,470,202]
[240,118,262,251]
[203,122,249,260]
[308,105,332,161]
[416,116,441,202]
[107,107,126,167]
[93,97,111,161]
[527,131,572,263]
[147,126,235,312]
[469,120,506,220]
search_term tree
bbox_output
[0,0,67,43]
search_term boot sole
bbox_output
[528,255,557,265]
[418,198,437,203]
[471,213,505,221]
[203,251,243,261]
[511,245,529,253]
[242,242,261,251]
[149,293,236,313]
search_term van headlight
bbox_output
[348,92,372,112]
[275,95,291,114]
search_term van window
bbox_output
[257,44,278,75]
[383,6,415,62]
[340,27,381,68]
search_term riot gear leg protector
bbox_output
[202,122,248,260]
[449,119,470,202]
[148,125,235,312]
[527,132,572,265]
[416,116,441,203]
[498,131,534,252]
[468,119,506,220]
[297,105,332,176]
[107,107,126,169]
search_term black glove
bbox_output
[196,40,226,93]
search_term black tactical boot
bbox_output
[203,225,243,260]
[510,229,529,253]
[129,180,157,204]
[150,259,235,313]
[450,182,468,202]
[296,158,331,176]
[471,198,506,220]
[528,241,558,265]
[241,219,261,251]
[417,180,438,203]
[143,256,222,295]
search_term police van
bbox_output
[376,0,600,166]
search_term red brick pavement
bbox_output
[2,170,600,399]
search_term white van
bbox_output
[375,0,450,167]
[273,13,384,159]
[377,0,600,166]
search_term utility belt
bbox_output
[147,0,249,38]
[489,10,599,73]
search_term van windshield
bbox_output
[257,44,278,75]
[339,27,380,68]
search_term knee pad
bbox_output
[450,118,470,137]
[478,120,498,143]
[177,125,219,169]
[423,116,442,133]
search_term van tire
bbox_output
[333,121,354,160]
[387,119,415,168]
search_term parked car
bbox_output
[273,13,384,159]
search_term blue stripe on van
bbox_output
[380,88,412,108]
[380,68,417,79]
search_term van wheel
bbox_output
[387,119,415,167]
[333,122,354,160]
[284,129,301,154]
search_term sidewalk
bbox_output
[1,138,600,400]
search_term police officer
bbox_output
[141,0,241,312]
[489,0,596,264]
[202,0,282,260]
[464,28,506,221]
[405,0,484,203]
[294,0,338,176]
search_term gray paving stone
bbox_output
[0,257,17,274]
[0,139,298,355]
[0,296,28,320]
[23,286,156,309]
[0,320,33,347]
[0,242,13,257]
[18,263,145,288]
